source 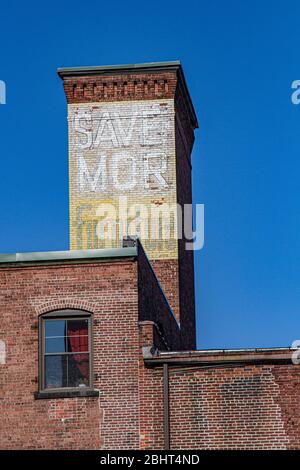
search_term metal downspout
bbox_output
[163,363,170,450]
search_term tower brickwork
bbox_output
[58,62,198,349]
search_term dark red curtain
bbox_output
[67,322,89,379]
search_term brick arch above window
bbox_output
[35,299,96,316]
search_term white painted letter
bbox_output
[144,152,168,189]
[77,154,107,192]
[74,111,93,149]
[111,152,137,191]
[94,112,119,147]
[142,106,164,145]
[113,111,138,147]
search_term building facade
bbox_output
[0,62,300,450]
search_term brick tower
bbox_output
[58,61,198,349]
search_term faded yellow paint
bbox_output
[68,99,178,260]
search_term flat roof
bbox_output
[144,347,293,366]
[0,247,137,267]
[57,60,198,128]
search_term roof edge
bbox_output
[57,61,182,78]
[0,247,137,267]
[144,347,294,367]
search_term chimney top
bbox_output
[122,237,138,248]
[57,60,198,128]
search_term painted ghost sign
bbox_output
[68,99,178,260]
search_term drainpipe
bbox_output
[163,363,170,450]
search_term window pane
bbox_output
[68,354,89,387]
[67,335,89,353]
[45,320,66,338]
[45,336,88,353]
[67,319,88,336]
[45,337,67,354]
[66,319,89,353]
[45,336,89,354]
[44,355,67,389]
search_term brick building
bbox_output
[0,62,299,450]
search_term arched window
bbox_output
[39,310,92,391]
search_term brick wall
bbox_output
[174,82,196,350]
[168,365,290,449]
[0,258,140,449]
[137,243,180,351]
[141,351,300,450]
[1,255,300,450]
[0,246,182,450]
[151,259,180,322]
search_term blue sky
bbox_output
[0,1,299,349]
